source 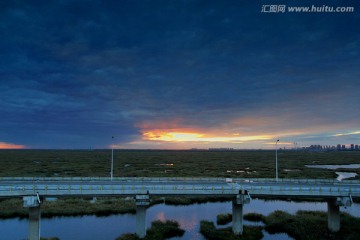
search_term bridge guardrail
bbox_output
[0,176,228,182]
[1,176,359,185]
[233,178,360,184]
[1,182,359,198]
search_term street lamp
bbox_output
[275,139,279,181]
[111,136,114,181]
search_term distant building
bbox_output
[208,148,234,151]
[351,144,354,150]
[355,145,359,150]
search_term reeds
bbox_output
[208,211,360,240]
[1,149,359,179]
[116,220,185,240]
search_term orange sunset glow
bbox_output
[0,142,26,149]
[142,130,272,143]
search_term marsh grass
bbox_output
[214,211,360,240]
[200,220,263,240]
[145,220,185,239]
[243,212,265,222]
[116,234,140,240]
[115,220,185,240]
[41,197,137,217]
[265,210,360,240]
[0,149,359,179]
[0,197,137,219]
[0,198,27,218]
[163,196,230,206]
[217,213,232,225]
[217,212,265,226]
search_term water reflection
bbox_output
[336,172,358,181]
[155,211,166,222]
[0,200,359,240]
[305,164,359,181]
[305,164,360,169]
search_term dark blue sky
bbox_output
[1,0,359,149]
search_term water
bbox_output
[305,164,359,181]
[336,172,358,181]
[305,164,360,169]
[1,199,359,240]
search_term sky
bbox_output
[1,0,360,150]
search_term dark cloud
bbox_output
[1,0,359,148]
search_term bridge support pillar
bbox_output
[232,191,251,235]
[135,195,150,238]
[232,199,243,235]
[327,196,352,233]
[327,199,340,232]
[23,196,41,240]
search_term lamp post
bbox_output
[111,136,114,181]
[275,139,279,181]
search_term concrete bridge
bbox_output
[1,177,359,239]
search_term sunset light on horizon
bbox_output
[142,130,272,143]
[0,142,26,149]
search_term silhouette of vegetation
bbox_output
[216,212,265,226]
[217,213,232,225]
[264,210,360,240]
[115,220,184,240]
[244,212,265,222]
[212,211,360,240]
[0,197,136,219]
[200,220,263,240]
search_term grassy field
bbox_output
[0,149,359,179]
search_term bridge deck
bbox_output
[1,177,359,199]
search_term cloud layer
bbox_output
[1,0,359,149]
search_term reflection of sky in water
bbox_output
[155,211,166,222]
[336,172,358,181]
[0,200,359,240]
[305,164,360,169]
[147,203,229,239]
[153,210,200,231]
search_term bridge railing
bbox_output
[0,176,359,185]
[1,182,360,198]
[233,178,360,184]
[0,176,227,182]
